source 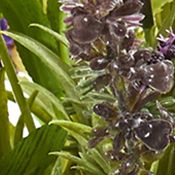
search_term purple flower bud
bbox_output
[165,45,175,59]
[133,49,152,63]
[122,13,144,25]
[113,132,124,152]
[121,30,135,51]
[93,74,112,91]
[157,30,175,59]
[0,18,14,48]
[142,60,174,93]
[110,0,143,17]
[93,102,117,121]
[150,51,164,63]
[0,18,8,30]
[71,14,102,44]
[90,56,109,70]
[109,22,127,37]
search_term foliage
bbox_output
[0,0,175,175]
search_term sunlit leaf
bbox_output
[157,1,175,35]
[50,120,92,134]
[0,68,11,157]
[50,152,105,175]
[0,31,83,119]
[152,0,174,14]
[20,81,69,120]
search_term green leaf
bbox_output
[0,34,35,133]
[157,0,175,35]
[7,90,52,123]
[47,0,70,64]
[79,152,106,175]
[50,120,90,147]
[50,152,105,175]
[152,0,174,14]
[0,0,67,97]
[29,23,68,47]
[20,81,69,120]
[0,125,67,175]
[51,158,62,175]
[89,149,111,174]
[155,144,175,175]
[0,68,11,157]
[0,31,84,120]
[50,120,92,134]
[14,90,38,144]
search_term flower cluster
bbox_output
[90,101,174,175]
[61,0,143,57]
[61,0,175,174]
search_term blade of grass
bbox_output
[0,125,67,175]
[14,90,38,144]
[0,68,11,157]
[29,23,68,47]
[0,34,35,132]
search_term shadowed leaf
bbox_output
[0,125,67,175]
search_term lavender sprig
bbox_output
[60,0,175,174]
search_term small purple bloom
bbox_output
[0,18,8,30]
[157,30,175,59]
[0,18,14,48]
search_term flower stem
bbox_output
[0,34,35,132]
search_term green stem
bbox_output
[0,68,11,157]
[0,34,35,132]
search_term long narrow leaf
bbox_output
[50,120,92,134]
[50,152,105,175]
[20,81,69,120]
[0,68,11,157]
[156,144,175,175]
[29,23,68,47]
[47,0,70,64]
[0,31,84,120]
[0,34,35,132]
[0,125,67,175]
[157,1,175,35]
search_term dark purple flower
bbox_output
[141,60,174,93]
[93,102,117,121]
[133,49,152,63]
[109,0,143,17]
[90,56,110,70]
[135,119,172,151]
[61,0,144,58]
[70,14,102,44]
